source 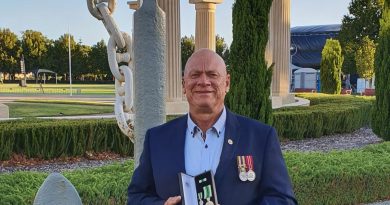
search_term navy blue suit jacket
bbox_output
[128,110,297,205]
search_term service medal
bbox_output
[245,155,256,181]
[237,156,248,181]
[247,170,256,181]
[239,171,248,181]
[198,192,204,205]
[205,200,214,205]
[203,185,214,205]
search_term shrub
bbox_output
[286,142,390,204]
[226,0,273,124]
[273,94,374,140]
[0,119,133,160]
[320,39,343,94]
[372,0,390,141]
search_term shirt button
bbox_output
[205,144,208,149]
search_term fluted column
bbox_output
[190,0,223,51]
[265,2,275,70]
[158,0,182,102]
[270,0,290,97]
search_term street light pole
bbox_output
[68,27,72,96]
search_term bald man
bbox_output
[127,49,297,205]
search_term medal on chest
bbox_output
[237,156,248,181]
[245,155,256,181]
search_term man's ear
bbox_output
[182,79,186,94]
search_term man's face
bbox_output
[183,50,230,113]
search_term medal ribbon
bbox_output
[203,185,212,199]
[198,192,203,200]
[245,155,254,171]
[237,156,246,170]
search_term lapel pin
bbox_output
[228,139,233,145]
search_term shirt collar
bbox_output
[187,106,227,137]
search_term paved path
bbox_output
[0,94,114,103]
[366,201,390,205]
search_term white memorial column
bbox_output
[189,0,223,51]
[158,0,182,102]
[129,0,188,114]
[268,0,295,108]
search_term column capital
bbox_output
[127,1,140,10]
[189,0,223,4]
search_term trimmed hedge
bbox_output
[0,119,133,160]
[1,142,389,205]
[0,94,374,160]
[287,142,390,204]
[273,94,375,140]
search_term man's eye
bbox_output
[191,74,200,78]
[209,73,219,78]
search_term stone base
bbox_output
[0,104,9,118]
[166,100,188,115]
[271,93,297,109]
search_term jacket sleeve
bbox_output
[258,127,298,205]
[127,130,165,205]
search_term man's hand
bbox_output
[164,196,181,205]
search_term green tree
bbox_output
[226,0,273,124]
[46,34,76,79]
[216,35,230,67]
[0,28,21,79]
[355,36,376,87]
[339,0,384,74]
[181,35,195,72]
[72,41,92,79]
[43,40,57,73]
[372,0,390,141]
[21,30,49,71]
[320,39,344,94]
[89,40,109,80]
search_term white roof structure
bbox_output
[294,67,318,74]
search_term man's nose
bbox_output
[197,74,211,86]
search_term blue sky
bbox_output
[0,0,351,46]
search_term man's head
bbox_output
[183,48,230,114]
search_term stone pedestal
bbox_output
[34,173,82,205]
[267,0,295,108]
[0,104,9,118]
[189,0,223,51]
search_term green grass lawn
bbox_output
[1,142,389,205]
[5,102,114,117]
[0,83,115,95]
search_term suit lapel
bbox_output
[171,115,188,173]
[215,110,240,183]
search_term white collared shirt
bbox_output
[185,107,226,176]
